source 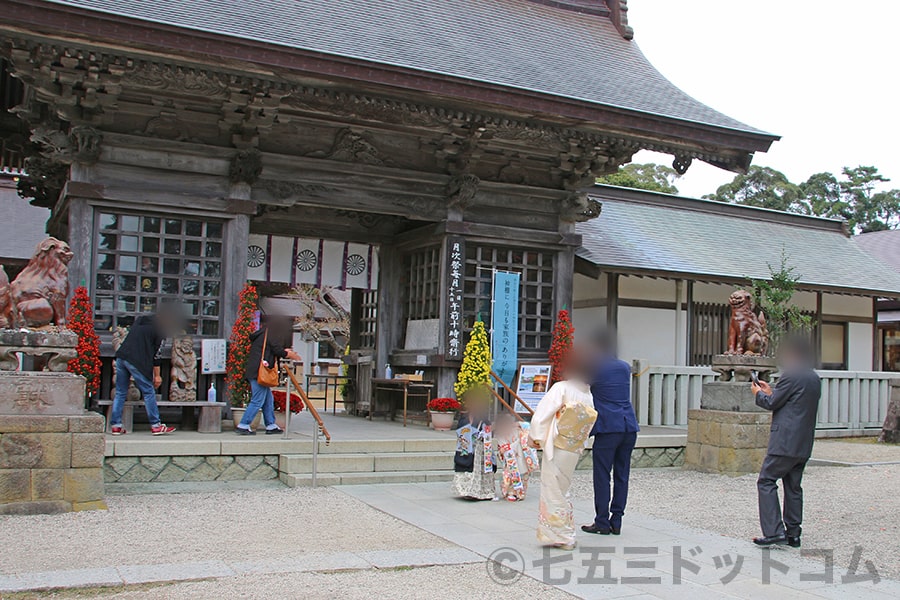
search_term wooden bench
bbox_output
[96,400,226,433]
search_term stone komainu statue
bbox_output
[169,335,197,402]
[0,266,12,328]
[725,289,769,356]
[112,326,141,402]
[7,237,73,328]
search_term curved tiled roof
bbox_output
[41,0,771,137]
[577,185,900,297]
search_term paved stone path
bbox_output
[341,481,900,600]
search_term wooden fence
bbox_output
[631,360,896,432]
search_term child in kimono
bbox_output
[453,404,496,500]
[495,413,539,501]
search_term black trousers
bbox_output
[591,431,637,529]
[757,454,808,538]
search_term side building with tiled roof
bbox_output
[575,185,900,371]
[855,230,900,371]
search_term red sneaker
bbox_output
[111,425,126,436]
[151,424,176,436]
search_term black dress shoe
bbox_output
[235,428,256,436]
[265,427,284,435]
[787,536,801,548]
[611,526,621,535]
[753,534,788,546]
[581,524,611,535]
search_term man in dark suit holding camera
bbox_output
[750,335,821,547]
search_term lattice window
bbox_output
[689,302,729,366]
[404,246,441,321]
[463,245,555,351]
[358,290,377,350]
[92,211,225,336]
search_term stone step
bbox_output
[280,451,452,474]
[280,470,454,487]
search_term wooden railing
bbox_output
[631,360,716,426]
[282,364,331,444]
[631,360,896,432]
[814,370,895,431]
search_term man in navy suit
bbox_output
[582,329,639,535]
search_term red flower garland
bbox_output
[273,389,305,413]
[66,286,102,397]
[548,309,574,384]
[226,283,259,407]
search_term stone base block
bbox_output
[699,382,766,413]
[685,408,771,476]
[0,372,86,415]
[0,412,106,515]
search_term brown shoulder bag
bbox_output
[257,329,279,387]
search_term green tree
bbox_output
[704,166,808,213]
[801,166,900,233]
[750,249,812,355]
[597,163,680,194]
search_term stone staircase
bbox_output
[278,438,458,486]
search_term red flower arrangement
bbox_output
[548,309,575,384]
[427,397,462,412]
[226,283,259,407]
[273,389,305,414]
[66,286,102,398]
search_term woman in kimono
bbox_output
[528,352,597,550]
[453,402,496,500]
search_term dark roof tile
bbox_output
[43,0,770,135]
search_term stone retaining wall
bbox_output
[576,446,685,470]
[103,455,280,483]
[0,413,106,514]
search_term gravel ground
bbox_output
[5,564,575,600]
[0,487,450,574]
[571,464,900,580]
[813,438,900,463]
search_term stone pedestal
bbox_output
[879,379,900,444]
[684,377,772,476]
[0,364,107,514]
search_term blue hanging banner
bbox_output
[491,270,520,387]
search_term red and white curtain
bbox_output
[246,235,378,290]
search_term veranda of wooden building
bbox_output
[0,0,776,408]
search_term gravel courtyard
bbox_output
[2,438,897,598]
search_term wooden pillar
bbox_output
[674,279,685,366]
[685,280,694,366]
[555,247,575,314]
[606,272,619,330]
[349,288,363,350]
[222,213,249,337]
[66,197,93,295]
[873,297,880,371]
[815,292,824,368]
[375,244,403,379]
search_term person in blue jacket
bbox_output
[582,328,639,535]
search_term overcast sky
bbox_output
[626,0,900,198]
